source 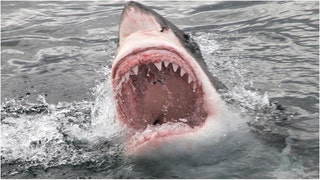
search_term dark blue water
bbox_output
[1,1,319,178]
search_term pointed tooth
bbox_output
[164,61,170,68]
[172,63,178,72]
[180,68,186,77]
[188,75,193,84]
[155,62,162,71]
[193,83,197,92]
[132,65,138,75]
[123,72,130,82]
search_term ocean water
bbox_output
[1,1,319,178]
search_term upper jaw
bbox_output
[115,28,184,64]
[113,47,199,89]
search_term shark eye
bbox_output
[160,26,168,32]
[183,34,190,43]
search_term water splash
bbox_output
[193,32,305,178]
[2,97,91,170]
[90,66,120,139]
[194,32,270,111]
[1,69,125,176]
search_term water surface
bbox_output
[1,1,319,178]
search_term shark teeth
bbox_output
[180,68,186,77]
[119,61,199,89]
[132,65,138,75]
[124,71,130,81]
[172,63,178,72]
[193,83,197,92]
[155,62,162,71]
[188,75,193,84]
[164,61,170,68]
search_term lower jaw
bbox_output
[125,121,201,155]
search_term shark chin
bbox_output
[111,1,225,155]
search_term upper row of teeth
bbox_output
[120,61,195,84]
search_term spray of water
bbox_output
[194,32,305,178]
[194,32,270,110]
[1,67,126,174]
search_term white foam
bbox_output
[90,67,120,140]
[194,32,270,111]
[1,68,123,170]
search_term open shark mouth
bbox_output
[112,48,207,131]
[111,1,219,153]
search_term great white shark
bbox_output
[111,1,227,155]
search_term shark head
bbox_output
[111,1,224,155]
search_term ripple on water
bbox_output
[1,1,318,178]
